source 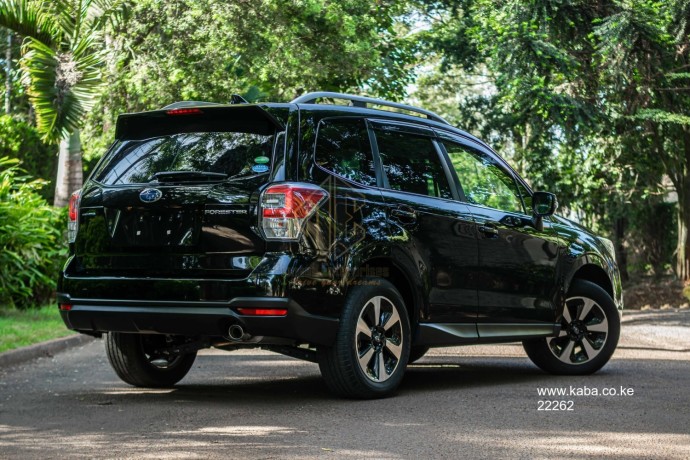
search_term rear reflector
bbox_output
[236,308,288,316]
[166,108,203,116]
[59,304,73,311]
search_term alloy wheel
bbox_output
[355,296,404,382]
[548,296,609,365]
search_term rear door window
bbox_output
[374,128,452,199]
[314,118,377,186]
[94,131,274,185]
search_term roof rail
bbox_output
[291,91,450,125]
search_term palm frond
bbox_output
[20,38,62,140]
[41,0,86,47]
[20,32,105,142]
[0,0,61,47]
[7,0,120,142]
[42,0,72,37]
[88,0,130,31]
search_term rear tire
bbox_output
[318,278,411,399]
[105,333,197,387]
[523,280,620,375]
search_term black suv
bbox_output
[59,92,623,398]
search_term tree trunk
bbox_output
[614,217,629,282]
[53,130,83,207]
[675,128,690,281]
[676,207,690,281]
[4,30,10,114]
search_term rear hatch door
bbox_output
[75,105,284,278]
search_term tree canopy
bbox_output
[412,0,690,278]
[2,0,690,280]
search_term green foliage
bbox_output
[81,0,417,161]
[414,0,690,278]
[0,0,128,143]
[0,0,60,47]
[2,0,688,291]
[0,115,54,200]
[0,157,67,308]
[628,201,677,276]
[1,29,34,116]
[634,109,690,126]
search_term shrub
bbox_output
[0,115,55,202]
[0,157,67,308]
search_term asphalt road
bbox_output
[1,310,689,459]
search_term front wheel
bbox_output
[105,333,197,387]
[319,278,411,399]
[523,280,620,375]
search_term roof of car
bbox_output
[151,92,490,150]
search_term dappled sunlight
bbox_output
[0,423,395,459]
[3,421,689,458]
[612,348,690,361]
[316,449,401,459]
[168,426,304,436]
[0,426,118,453]
[449,429,690,459]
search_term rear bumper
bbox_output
[57,294,338,346]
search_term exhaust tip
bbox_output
[227,324,250,342]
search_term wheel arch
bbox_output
[352,256,424,333]
[569,263,614,299]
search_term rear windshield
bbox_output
[93,132,274,185]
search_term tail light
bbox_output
[67,189,81,243]
[259,183,328,240]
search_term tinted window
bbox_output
[375,129,452,199]
[315,119,377,186]
[95,132,274,185]
[443,141,524,213]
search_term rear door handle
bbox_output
[391,207,417,224]
[478,224,499,237]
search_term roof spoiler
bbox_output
[115,104,284,141]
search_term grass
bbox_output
[0,305,74,353]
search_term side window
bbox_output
[315,119,377,186]
[375,129,452,199]
[442,141,524,214]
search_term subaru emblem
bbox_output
[139,188,162,203]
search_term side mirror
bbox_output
[531,191,557,231]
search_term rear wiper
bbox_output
[149,171,228,183]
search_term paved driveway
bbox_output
[1,310,689,458]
